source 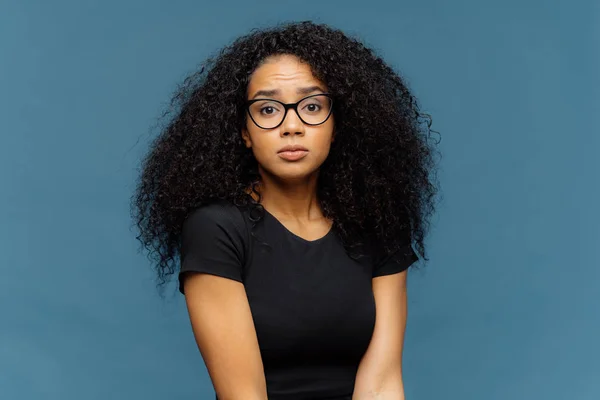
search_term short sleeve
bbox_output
[372,242,418,277]
[178,203,247,294]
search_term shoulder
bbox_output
[183,200,247,235]
[181,200,250,256]
[179,201,250,293]
[372,241,419,277]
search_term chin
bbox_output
[276,170,315,182]
[262,163,320,183]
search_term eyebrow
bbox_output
[251,85,326,99]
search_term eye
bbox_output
[303,102,322,112]
[260,105,277,115]
[252,101,281,117]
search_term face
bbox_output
[242,54,335,183]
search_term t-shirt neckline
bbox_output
[262,209,334,245]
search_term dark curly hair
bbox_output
[131,20,440,288]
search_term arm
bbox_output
[179,204,268,400]
[352,270,408,400]
[184,273,268,400]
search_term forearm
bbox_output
[352,388,405,400]
[215,386,268,400]
[211,373,268,400]
[352,369,405,400]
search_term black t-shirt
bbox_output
[179,201,418,400]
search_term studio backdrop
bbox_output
[1,0,598,399]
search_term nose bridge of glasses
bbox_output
[280,103,304,132]
[283,102,303,122]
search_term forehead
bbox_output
[247,55,324,90]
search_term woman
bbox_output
[132,21,438,400]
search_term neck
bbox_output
[255,169,323,221]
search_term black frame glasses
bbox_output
[246,93,334,129]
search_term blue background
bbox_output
[1,0,598,398]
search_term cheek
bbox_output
[312,129,334,157]
[247,133,275,161]
[315,141,333,163]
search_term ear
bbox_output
[241,128,252,148]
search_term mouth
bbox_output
[278,145,308,153]
[277,145,309,161]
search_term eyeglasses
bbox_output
[246,93,333,130]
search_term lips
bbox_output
[278,145,308,153]
[277,145,309,161]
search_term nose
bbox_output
[280,108,305,137]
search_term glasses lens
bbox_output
[248,95,332,128]
[298,95,332,125]
[248,100,285,129]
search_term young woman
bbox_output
[132,21,439,400]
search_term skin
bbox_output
[353,272,408,400]
[184,54,408,400]
[242,54,335,239]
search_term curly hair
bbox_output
[131,20,440,288]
